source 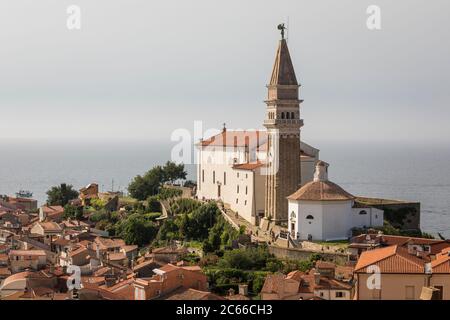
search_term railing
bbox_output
[263,119,303,126]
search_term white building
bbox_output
[287,161,384,241]
[196,129,319,225]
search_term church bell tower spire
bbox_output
[263,27,303,224]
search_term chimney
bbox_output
[313,161,329,182]
[105,275,116,287]
[314,272,321,285]
[238,284,248,296]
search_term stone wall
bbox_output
[356,197,421,231]
[268,245,349,265]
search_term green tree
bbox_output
[146,196,162,212]
[170,198,201,215]
[163,161,187,184]
[128,166,165,200]
[116,213,158,246]
[46,183,79,206]
[189,203,219,239]
[156,219,179,241]
[63,204,83,220]
[218,246,274,270]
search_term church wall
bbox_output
[300,141,319,157]
[293,200,324,241]
[254,169,266,225]
[351,207,384,229]
[196,145,257,225]
[300,157,317,186]
[321,201,353,241]
[228,169,256,224]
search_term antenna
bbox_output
[286,16,290,43]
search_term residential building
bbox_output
[39,205,65,223]
[354,245,450,300]
[261,262,353,300]
[30,222,64,245]
[9,250,47,273]
[133,264,208,300]
[79,183,99,206]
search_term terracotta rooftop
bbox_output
[0,267,11,276]
[261,270,352,299]
[108,252,127,261]
[232,162,264,171]
[133,259,164,271]
[198,130,266,148]
[158,263,179,273]
[53,237,70,246]
[94,237,126,249]
[41,205,64,215]
[37,221,63,232]
[431,249,450,273]
[287,180,354,201]
[9,249,46,257]
[69,246,88,258]
[122,245,138,253]
[163,287,225,300]
[354,245,426,273]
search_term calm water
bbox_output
[0,141,449,237]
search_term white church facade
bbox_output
[196,129,319,225]
[195,32,384,240]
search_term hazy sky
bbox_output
[1,0,449,145]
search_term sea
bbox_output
[0,140,449,238]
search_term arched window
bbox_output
[359,210,367,215]
[291,112,295,119]
[306,215,314,220]
[281,112,285,119]
[290,211,296,219]
[286,112,290,119]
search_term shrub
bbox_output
[146,196,162,212]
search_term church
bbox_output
[196,30,383,241]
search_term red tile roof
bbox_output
[232,162,264,171]
[9,249,46,257]
[354,245,426,273]
[287,180,354,201]
[163,288,225,300]
[199,130,267,148]
[431,250,450,273]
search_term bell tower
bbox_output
[263,35,303,224]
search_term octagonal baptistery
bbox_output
[287,161,383,241]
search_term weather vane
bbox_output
[277,23,287,39]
